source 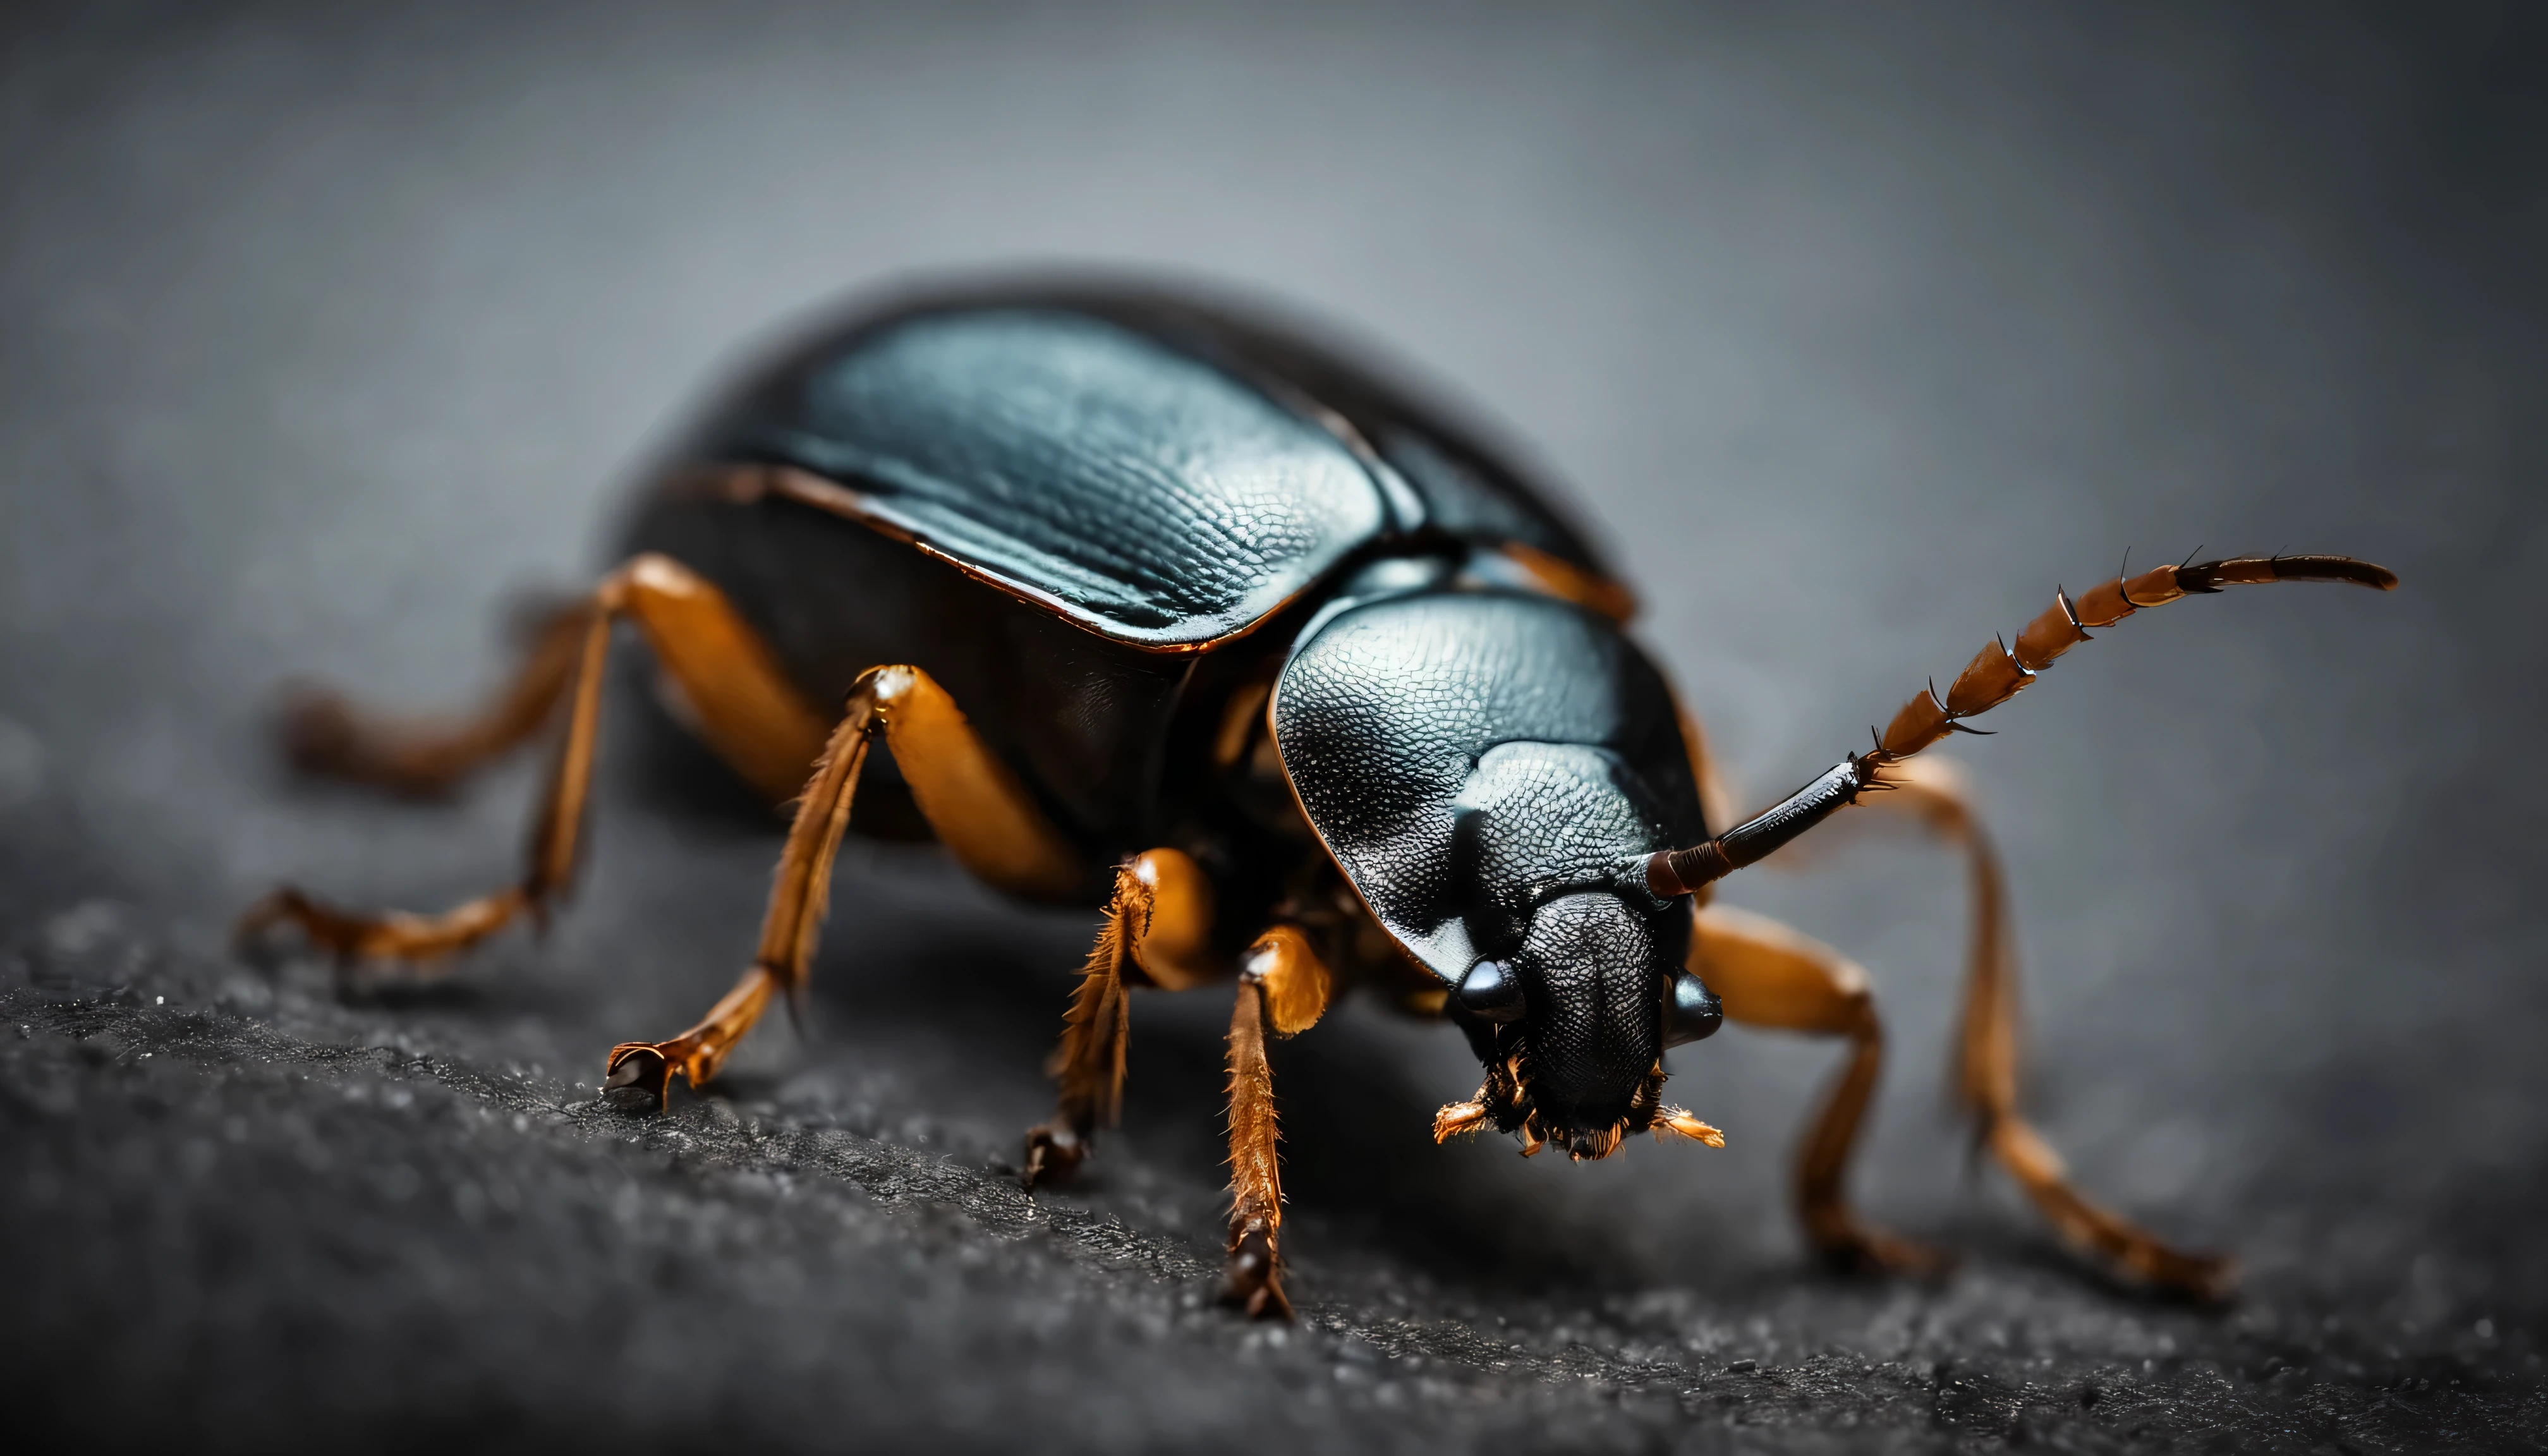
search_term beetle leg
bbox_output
[1855,755,2235,1299]
[603,662,1089,1111]
[238,555,833,971]
[1023,849,1217,1187]
[1689,905,1946,1277]
[1021,897,1131,1188]
[603,691,875,1110]
[1221,925,1333,1321]
[277,595,593,797]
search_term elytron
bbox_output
[246,280,2394,1316]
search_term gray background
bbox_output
[2,3,2542,1450]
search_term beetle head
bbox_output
[1443,743,1721,1159]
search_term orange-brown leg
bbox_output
[279,597,593,797]
[602,663,1086,1111]
[1222,925,1333,1321]
[239,554,833,970]
[1860,755,2233,1298]
[1022,847,1219,1186]
[1691,904,1943,1275]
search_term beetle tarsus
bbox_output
[1221,1218,1292,1321]
[1019,1124,1086,1189]
[601,1044,672,1114]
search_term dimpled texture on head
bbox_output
[1515,892,1665,1124]
[1452,741,1679,956]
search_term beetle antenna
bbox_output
[1642,547,2394,900]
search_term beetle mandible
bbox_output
[243,280,2396,1316]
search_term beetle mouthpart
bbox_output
[1517,1118,1548,1157]
[1564,1124,1625,1162]
[1431,1100,1492,1143]
[1514,1110,1630,1162]
[1651,1105,1726,1148]
[601,1045,671,1113]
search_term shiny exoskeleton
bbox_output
[246,279,2396,1316]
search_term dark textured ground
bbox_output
[4,4,2546,1451]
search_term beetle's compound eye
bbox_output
[1661,971,1724,1046]
[1457,959,1527,1022]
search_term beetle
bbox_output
[242,279,2396,1317]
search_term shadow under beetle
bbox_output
[243,279,2396,1317]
